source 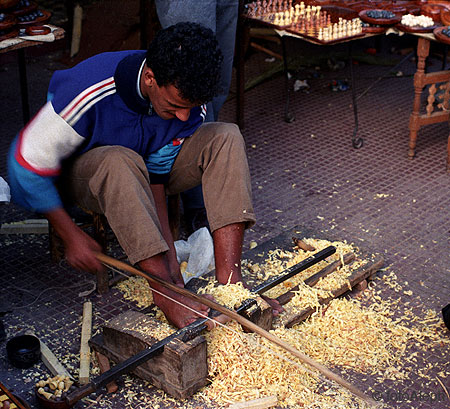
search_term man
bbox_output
[155,0,239,236]
[8,23,276,329]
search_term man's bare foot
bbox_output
[261,295,284,316]
[152,289,210,329]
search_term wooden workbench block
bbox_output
[101,310,208,399]
[240,296,273,332]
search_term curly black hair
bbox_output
[146,22,223,105]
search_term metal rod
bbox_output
[251,245,336,294]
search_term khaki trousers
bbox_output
[65,122,255,264]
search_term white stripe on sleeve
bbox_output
[21,101,85,173]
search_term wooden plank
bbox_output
[240,296,273,331]
[95,351,118,394]
[0,219,48,234]
[25,330,73,379]
[282,255,384,328]
[276,252,356,305]
[229,395,278,409]
[79,301,92,385]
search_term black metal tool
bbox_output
[443,304,450,331]
[182,245,336,341]
[65,318,208,407]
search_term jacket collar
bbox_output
[114,51,152,116]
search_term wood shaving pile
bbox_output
[116,276,153,308]
[243,238,357,300]
[199,321,363,408]
[115,238,450,408]
[198,281,260,310]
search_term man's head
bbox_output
[145,22,223,109]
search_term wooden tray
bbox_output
[396,22,441,33]
[0,13,16,31]
[16,9,50,27]
[441,8,450,26]
[286,27,365,45]
[361,24,388,34]
[0,381,30,409]
[11,0,37,16]
[421,3,448,23]
[405,5,421,15]
[433,26,450,45]
[358,9,402,25]
[0,27,18,41]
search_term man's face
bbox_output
[142,66,197,121]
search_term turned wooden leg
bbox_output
[447,133,450,172]
[409,38,431,159]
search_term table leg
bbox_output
[447,132,450,172]
[408,37,430,159]
[349,42,363,149]
[236,0,246,129]
[281,35,294,123]
[17,48,30,124]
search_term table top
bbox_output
[0,24,64,54]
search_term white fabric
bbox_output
[21,102,85,172]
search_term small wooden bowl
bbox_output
[0,0,19,10]
[25,24,50,35]
[441,8,450,26]
[421,4,446,23]
[358,9,402,26]
[0,13,16,31]
[35,383,78,409]
[433,26,450,45]
[10,0,36,16]
[396,21,441,34]
[16,9,51,27]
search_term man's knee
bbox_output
[205,122,245,151]
[96,146,146,172]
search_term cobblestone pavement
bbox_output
[0,10,449,409]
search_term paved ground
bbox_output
[0,6,449,409]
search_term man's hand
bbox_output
[45,207,105,273]
[64,227,105,273]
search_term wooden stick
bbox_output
[276,252,356,305]
[79,301,92,385]
[25,330,73,379]
[95,351,118,394]
[228,395,278,409]
[95,252,379,407]
[283,256,384,328]
[70,4,83,58]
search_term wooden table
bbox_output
[0,25,65,124]
[236,8,450,168]
[235,7,382,148]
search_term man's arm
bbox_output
[44,207,104,273]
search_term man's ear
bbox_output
[143,66,156,87]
